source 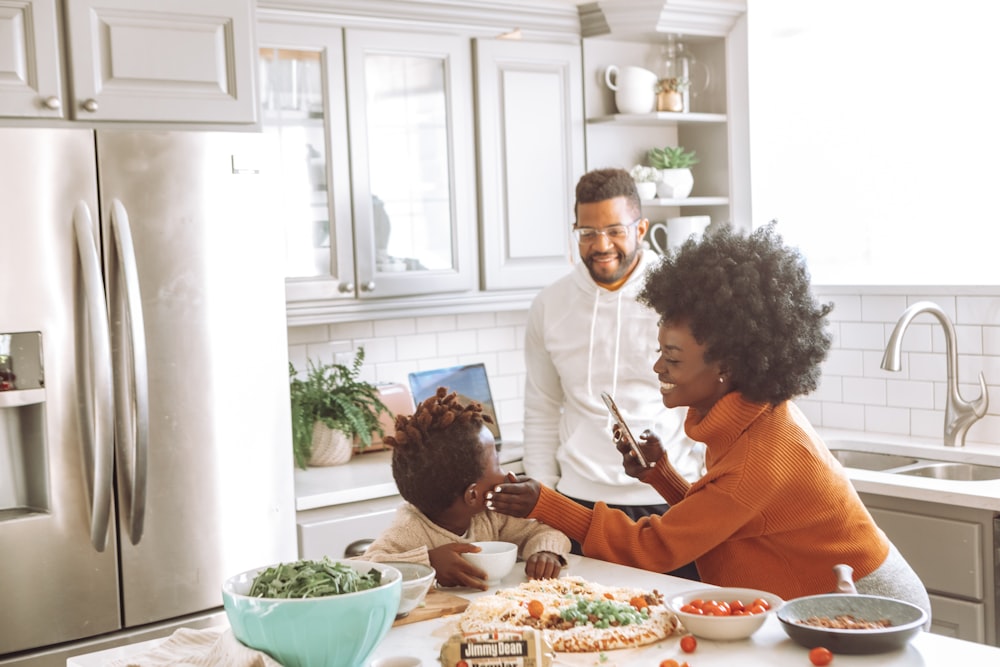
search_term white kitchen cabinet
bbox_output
[343,28,478,299]
[860,492,999,646]
[474,38,583,290]
[0,0,257,123]
[257,20,356,304]
[297,494,402,560]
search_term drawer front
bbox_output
[929,593,986,644]
[869,507,983,600]
[297,496,401,559]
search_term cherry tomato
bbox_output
[659,660,680,667]
[751,597,771,611]
[527,599,544,619]
[680,635,697,653]
[679,604,704,615]
[630,595,649,611]
[809,646,834,666]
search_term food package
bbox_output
[439,628,554,667]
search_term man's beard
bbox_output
[584,245,640,286]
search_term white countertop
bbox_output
[67,555,1000,667]
[296,428,1000,514]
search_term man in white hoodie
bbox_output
[522,168,705,577]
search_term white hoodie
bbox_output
[522,250,705,505]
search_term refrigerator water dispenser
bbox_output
[0,331,47,519]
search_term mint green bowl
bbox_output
[222,560,402,667]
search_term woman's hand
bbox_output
[615,426,664,478]
[485,472,541,518]
[524,551,565,580]
[427,543,489,590]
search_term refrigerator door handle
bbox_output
[72,201,114,552]
[109,199,150,545]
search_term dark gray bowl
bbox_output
[777,594,927,654]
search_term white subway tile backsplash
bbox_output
[437,330,479,356]
[822,402,865,430]
[837,322,887,351]
[415,315,458,333]
[287,288,1000,450]
[395,333,438,361]
[842,377,886,406]
[864,405,910,434]
[860,295,908,322]
[374,318,417,337]
[885,379,934,409]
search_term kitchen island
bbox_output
[68,555,1000,667]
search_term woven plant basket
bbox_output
[308,421,354,467]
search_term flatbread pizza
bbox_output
[457,576,682,652]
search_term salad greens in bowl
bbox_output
[222,557,401,667]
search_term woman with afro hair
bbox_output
[357,387,570,590]
[486,223,930,617]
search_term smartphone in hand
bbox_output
[600,391,649,468]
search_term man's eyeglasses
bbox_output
[572,218,641,244]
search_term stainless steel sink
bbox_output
[829,449,921,471]
[893,462,1000,481]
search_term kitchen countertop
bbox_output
[66,555,1000,666]
[296,427,1000,513]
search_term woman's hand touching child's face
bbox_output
[484,471,541,518]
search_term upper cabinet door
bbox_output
[0,0,64,118]
[344,28,478,299]
[474,38,584,290]
[62,0,257,123]
[257,21,356,304]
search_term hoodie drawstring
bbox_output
[586,287,624,405]
[586,288,599,397]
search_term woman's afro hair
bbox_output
[383,386,495,519]
[637,223,833,404]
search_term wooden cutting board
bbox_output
[393,589,470,626]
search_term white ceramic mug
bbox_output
[604,65,658,114]
[647,216,711,254]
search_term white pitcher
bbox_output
[604,65,658,114]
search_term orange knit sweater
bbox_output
[528,392,890,599]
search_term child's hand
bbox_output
[428,543,490,590]
[485,473,540,517]
[524,551,565,580]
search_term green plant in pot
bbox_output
[648,145,698,199]
[288,347,390,469]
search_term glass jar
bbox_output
[658,36,710,113]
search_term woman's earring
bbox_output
[718,376,725,384]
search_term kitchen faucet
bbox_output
[880,301,989,447]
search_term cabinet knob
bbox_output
[42,96,62,110]
[81,99,99,113]
[338,282,354,294]
[360,281,376,292]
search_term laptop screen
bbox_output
[407,363,502,450]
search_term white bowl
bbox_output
[668,587,784,641]
[384,561,435,617]
[460,541,517,583]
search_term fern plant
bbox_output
[648,145,699,169]
[288,347,390,469]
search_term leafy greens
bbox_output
[249,558,383,598]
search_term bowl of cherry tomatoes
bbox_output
[667,587,784,641]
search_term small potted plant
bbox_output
[628,164,660,200]
[656,77,690,112]
[648,145,698,199]
[288,347,391,469]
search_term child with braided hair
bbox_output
[358,386,570,590]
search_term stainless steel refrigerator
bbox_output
[0,129,297,666]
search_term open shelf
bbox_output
[0,388,45,408]
[587,111,727,125]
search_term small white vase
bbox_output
[656,168,694,199]
[635,181,657,200]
